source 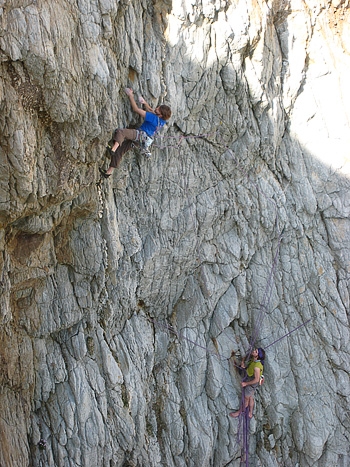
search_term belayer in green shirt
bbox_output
[229,347,265,419]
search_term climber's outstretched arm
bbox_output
[125,88,146,118]
[139,96,154,113]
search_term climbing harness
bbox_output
[135,129,154,149]
[132,131,153,158]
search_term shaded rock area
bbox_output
[0,0,349,466]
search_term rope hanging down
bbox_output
[147,128,301,466]
[97,124,311,466]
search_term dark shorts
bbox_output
[110,128,137,168]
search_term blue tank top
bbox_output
[139,112,166,137]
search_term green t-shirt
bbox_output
[247,360,263,378]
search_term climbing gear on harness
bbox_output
[135,130,154,148]
[132,142,152,158]
[130,130,153,158]
[143,149,152,158]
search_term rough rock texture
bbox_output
[0,0,349,466]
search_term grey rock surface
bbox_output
[0,0,349,466]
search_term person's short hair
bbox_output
[159,105,172,120]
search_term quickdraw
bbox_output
[135,130,154,148]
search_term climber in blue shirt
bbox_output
[99,88,171,178]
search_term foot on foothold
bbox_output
[229,411,241,418]
[99,167,111,179]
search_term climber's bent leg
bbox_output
[102,130,137,176]
[111,128,137,152]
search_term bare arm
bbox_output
[125,88,146,118]
[242,367,261,387]
[139,95,155,113]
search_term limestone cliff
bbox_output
[0,0,349,466]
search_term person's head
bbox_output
[156,105,172,121]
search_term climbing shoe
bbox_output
[106,146,116,156]
[99,167,111,179]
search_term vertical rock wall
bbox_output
[0,0,349,466]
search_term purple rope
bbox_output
[233,232,282,467]
[147,129,289,467]
[244,409,250,467]
[264,318,312,349]
[150,318,249,372]
[247,232,283,354]
[150,312,311,466]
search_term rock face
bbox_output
[0,0,349,466]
